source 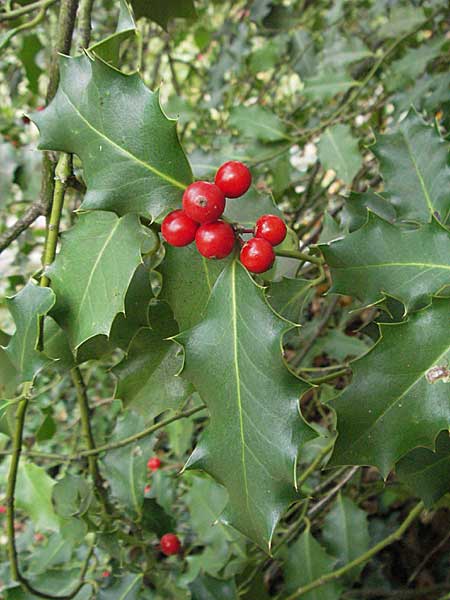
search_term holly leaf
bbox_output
[190,573,238,600]
[303,71,359,102]
[321,493,370,581]
[317,124,362,185]
[15,463,59,530]
[130,0,196,31]
[330,298,450,477]
[321,213,450,313]
[266,277,312,323]
[282,528,341,600]
[89,0,137,68]
[101,410,154,518]
[396,431,450,507]
[113,328,192,418]
[340,191,396,233]
[229,105,291,143]
[0,331,19,399]
[159,244,230,331]
[32,54,192,220]
[47,211,144,352]
[372,109,450,224]
[98,573,143,600]
[177,261,314,548]
[4,281,55,384]
[142,498,176,536]
[223,188,282,226]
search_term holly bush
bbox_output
[0,0,449,598]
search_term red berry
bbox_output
[0,505,6,514]
[37,105,45,111]
[160,533,181,556]
[147,456,161,471]
[144,484,151,494]
[255,214,287,246]
[182,181,226,223]
[161,210,198,247]
[102,570,110,578]
[240,238,275,274]
[215,161,252,198]
[195,221,235,259]
[22,115,31,125]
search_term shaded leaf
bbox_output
[4,281,55,384]
[101,410,154,518]
[113,328,192,418]
[340,191,396,233]
[303,71,359,102]
[283,529,341,600]
[266,277,312,323]
[224,188,282,226]
[396,431,450,507]
[0,331,19,399]
[33,54,192,220]
[190,573,238,600]
[322,493,370,581]
[330,298,450,477]
[89,0,136,68]
[142,498,175,536]
[130,0,196,30]
[98,573,143,600]
[229,105,291,143]
[178,261,314,548]
[16,463,59,530]
[318,124,362,185]
[48,211,144,351]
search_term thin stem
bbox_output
[78,0,95,47]
[308,367,350,384]
[285,501,424,600]
[0,202,45,255]
[40,153,71,288]
[0,0,57,21]
[76,403,207,458]
[296,438,335,490]
[275,248,324,265]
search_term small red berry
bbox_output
[182,181,226,223]
[0,505,6,514]
[215,161,252,198]
[102,570,110,578]
[36,105,45,111]
[240,238,275,274]
[147,456,161,471]
[22,115,31,125]
[255,214,287,246]
[160,533,181,556]
[195,221,235,259]
[144,484,151,494]
[161,210,198,247]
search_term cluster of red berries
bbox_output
[161,161,287,274]
[145,457,181,556]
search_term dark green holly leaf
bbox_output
[322,493,369,581]
[229,105,291,143]
[109,262,154,351]
[330,298,450,477]
[89,0,136,67]
[266,277,312,323]
[282,528,341,600]
[98,573,143,600]
[113,328,192,418]
[28,533,72,576]
[130,0,196,30]
[321,213,450,313]
[386,38,444,91]
[47,211,144,351]
[52,474,93,519]
[101,410,154,518]
[372,110,450,224]
[142,498,176,536]
[317,125,362,185]
[321,34,372,71]
[33,54,192,220]
[177,261,315,548]
[190,573,238,600]
[224,189,282,226]
[290,30,317,78]
[340,191,396,233]
[4,281,55,384]
[159,244,229,331]
[396,431,450,507]
[18,34,43,95]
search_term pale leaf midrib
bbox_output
[61,90,186,190]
